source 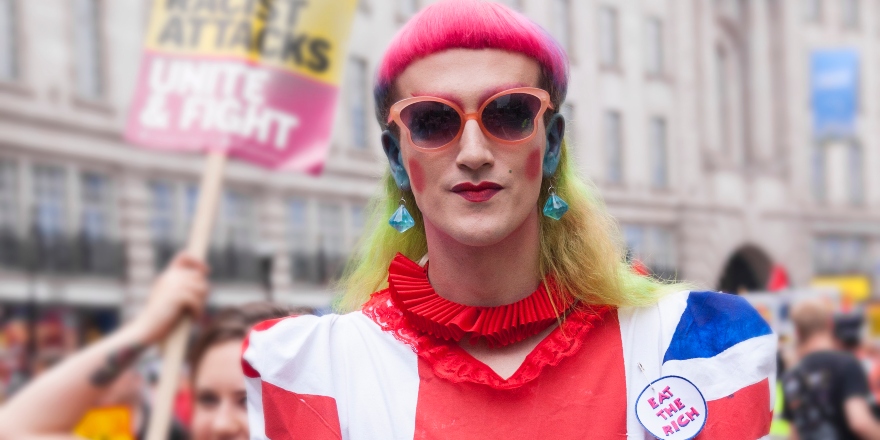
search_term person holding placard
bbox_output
[0,254,292,440]
[241,1,776,438]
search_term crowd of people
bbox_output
[779,300,880,439]
[0,254,300,440]
[1,0,874,438]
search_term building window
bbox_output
[205,190,260,282]
[347,57,369,150]
[561,103,575,143]
[811,143,826,202]
[645,17,664,75]
[148,180,177,268]
[397,0,418,20]
[623,224,678,280]
[0,160,17,269]
[183,183,199,233]
[79,172,121,276]
[841,0,858,28]
[287,197,316,283]
[497,0,522,11]
[350,203,365,242]
[814,235,868,275]
[804,0,822,22]
[0,0,18,81]
[716,0,743,20]
[848,142,863,205]
[649,117,668,188]
[0,160,17,233]
[716,46,729,152]
[33,165,67,241]
[317,202,345,282]
[148,181,176,245]
[604,111,623,184]
[551,0,573,56]
[287,198,308,253]
[74,0,103,99]
[80,172,113,241]
[357,0,372,14]
[222,191,256,250]
[318,203,344,257]
[598,6,619,68]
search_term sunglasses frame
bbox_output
[387,87,554,152]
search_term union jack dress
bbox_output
[242,259,776,439]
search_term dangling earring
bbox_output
[389,197,415,232]
[542,181,569,220]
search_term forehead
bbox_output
[392,48,542,109]
[195,340,245,388]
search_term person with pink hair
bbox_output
[242,1,776,438]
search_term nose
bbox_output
[455,119,495,171]
[210,400,246,439]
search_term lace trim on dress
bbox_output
[362,289,612,390]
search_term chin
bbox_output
[444,217,514,247]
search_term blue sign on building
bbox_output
[811,49,859,138]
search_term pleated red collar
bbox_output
[386,253,577,348]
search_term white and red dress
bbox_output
[242,254,776,439]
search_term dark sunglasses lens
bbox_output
[481,93,542,141]
[400,101,461,149]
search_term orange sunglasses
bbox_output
[387,87,554,151]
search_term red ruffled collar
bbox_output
[362,254,612,390]
[386,253,576,347]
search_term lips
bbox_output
[451,181,503,202]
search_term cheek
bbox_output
[191,411,211,439]
[525,148,542,181]
[407,158,426,193]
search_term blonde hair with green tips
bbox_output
[337,0,688,312]
[334,138,688,313]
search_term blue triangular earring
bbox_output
[542,181,569,220]
[389,197,415,233]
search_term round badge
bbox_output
[635,375,707,439]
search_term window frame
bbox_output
[0,0,20,82]
[72,0,106,100]
[649,116,669,189]
[604,110,624,184]
[598,5,620,69]
[645,17,665,76]
[550,0,574,60]
[346,56,370,151]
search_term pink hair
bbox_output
[374,0,569,125]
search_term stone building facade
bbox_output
[0,0,878,321]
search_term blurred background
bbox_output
[0,0,877,412]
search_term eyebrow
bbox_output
[410,82,531,110]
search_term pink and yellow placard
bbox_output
[126,0,358,173]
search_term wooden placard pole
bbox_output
[146,150,228,440]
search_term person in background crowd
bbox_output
[835,312,866,355]
[187,302,299,440]
[783,299,880,440]
[0,253,206,440]
[771,347,792,438]
[834,312,880,417]
[0,253,295,440]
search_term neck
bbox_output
[423,211,541,307]
[799,332,835,357]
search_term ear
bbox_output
[382,130,411,191]
[542,113,565,177]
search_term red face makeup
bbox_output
[389,87,553,152]
[392,49,548,248]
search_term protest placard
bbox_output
[127,0,358,173]
[124,2,358,439]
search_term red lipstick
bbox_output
[451,181,503,202]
